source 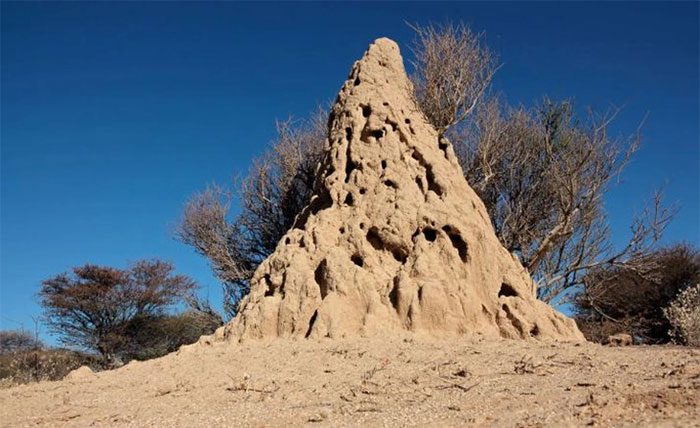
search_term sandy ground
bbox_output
[1,336,698,427]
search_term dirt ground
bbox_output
[1,336,698,427]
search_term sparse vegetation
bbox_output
[38,259,220,365]
[576,244,700,343]
[0,330,42,355]
[117,310,222,361]
[0,347,96,386]
[0,329,99,386]
[409,22,498,136]
[664,283,700,346]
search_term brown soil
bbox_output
[1,337,698,427]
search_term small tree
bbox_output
[38,259,197,363]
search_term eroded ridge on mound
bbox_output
[225,38,584,341]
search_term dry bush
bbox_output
[39,259,198,363]
[576,244,700,343]
[664,283,700,346]
[410,22,498,135]
[0,330,42,355]
[177,110,327,317]
[118,310,222,361]
[0,348,96,386]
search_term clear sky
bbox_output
[2,2,698,341]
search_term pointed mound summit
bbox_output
[226,38,584,341]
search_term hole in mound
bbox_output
[344,145,358,183]
[442,226,468,262]
[412,150,443,196]
[351,254,364,267]
[285,237,291,245]
[392,248,407,264]
[438,139,449,157]
[530,325,540,337]
[423,228,437,242]
[264,274,274,297]
[366,227,383,251]
[354,77,361,86]
[417,286,424,302]
[499,283,519,298]
[389,279,400,312]
[339,226,345,234]
[299,238,305,248]
[367,227,408,264]
[293,190,333,230]
[305,310,318,338]
[360,188,367,195]
[415,177,424,193]
[345,127,353,142]
[314,260,329,299]
[405,118,411,124]
[371,129,384,139]
[344,193,354,206]
[501,303,524,333]
[411,228,421,241]
[381,160,387,169]
[360,222,366,230]
[384,179,397,189]
[426,169,443,196]
[362,105,371,118]
[308,191,333,215]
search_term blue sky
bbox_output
[1,2,698,342]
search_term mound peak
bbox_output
[225,38,583,341]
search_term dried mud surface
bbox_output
[1,337,698,427]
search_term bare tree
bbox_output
[410,22,499,135]
[455,97,674,300]
[177,109,327,317]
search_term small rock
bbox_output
[606,333,633,346]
